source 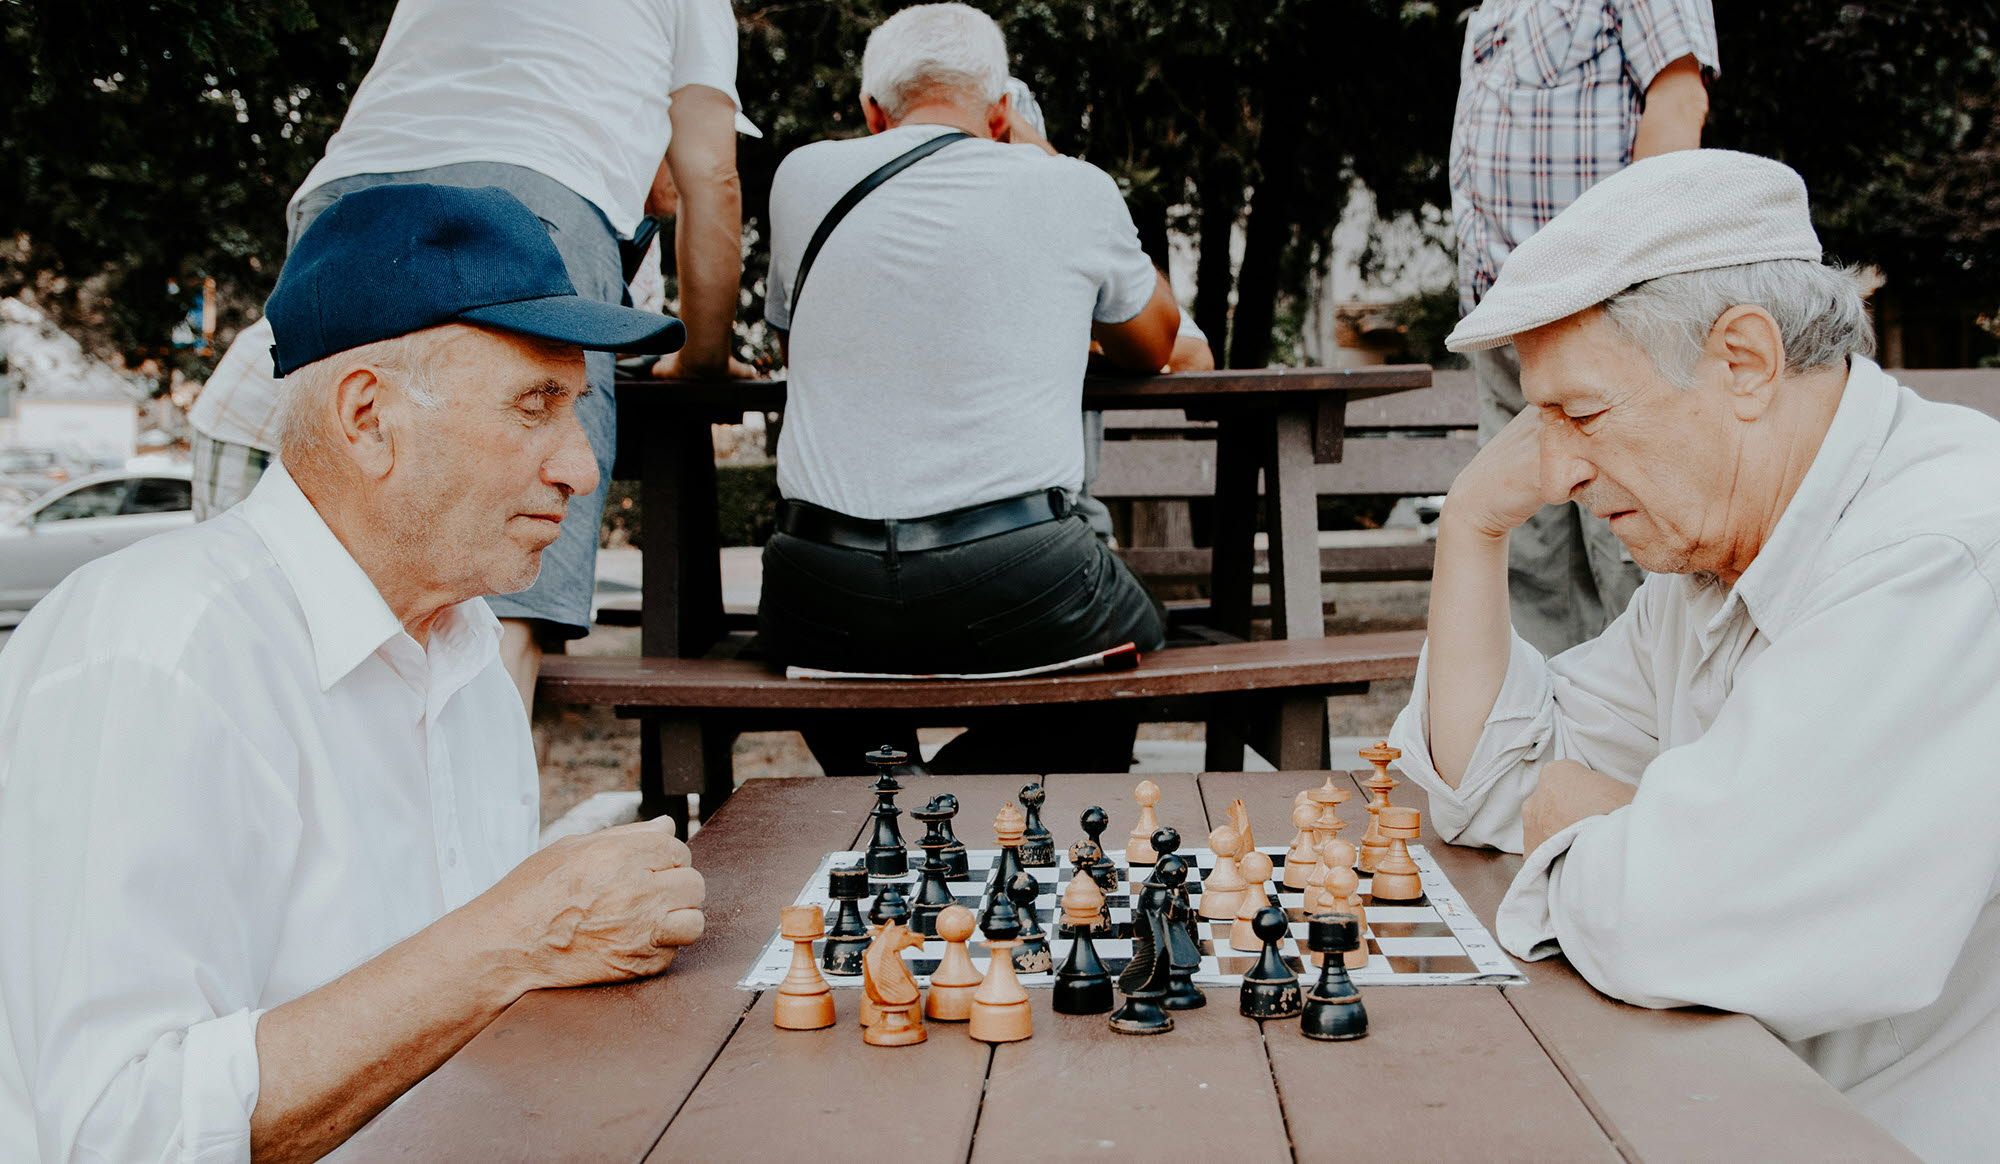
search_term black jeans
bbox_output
[759,513,1166,776]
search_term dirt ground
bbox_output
[534,580,1428,826]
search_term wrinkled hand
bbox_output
[1523,759,1638,855]
[1442,406,1549,539]
[651,352,762,381]
[472,817,706,989]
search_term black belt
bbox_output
[777,489,1073,554]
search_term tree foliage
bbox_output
[1,0,1994,373]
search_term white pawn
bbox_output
[1200,825,1247,920]
[1283,799,1321,890]
[1231,849,1275,952]
[1127,779,1162,864]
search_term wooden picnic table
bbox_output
[349,770,1912,1162]
[611,366,1434,660]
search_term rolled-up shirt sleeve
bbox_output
[1499,537,2000,1041]
[1388,574,1669,851]
[0,658,299,1161]
[1612,0,1720,89]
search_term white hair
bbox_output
[278,330,445,476]
[861,3,1008,121]
[1601,259,1877,388]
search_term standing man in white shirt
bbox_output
[1388,150,2000,1160]
[0,184,708,1162]
[189,0,758,710]
[757,3,1182,775]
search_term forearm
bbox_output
[249,908,528,1162]
[671,171,744,373]
[1424,508,1517,786]
[1631,56,1708,160]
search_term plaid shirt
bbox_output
[1451,0,1719,311]
[187,315,284,453]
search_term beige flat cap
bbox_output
[1448,149,1822,352]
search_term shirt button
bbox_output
[446,850,460,868]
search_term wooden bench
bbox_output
[1097,369,1477,593]
[539,631,1426,825]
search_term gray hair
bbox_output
[1601,259,1877,388]
[278,331,445,477]
[861,3,1008,121]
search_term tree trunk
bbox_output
[1193,156,1241,359]
[1228,89,1305,370]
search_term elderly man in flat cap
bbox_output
[1388,149,2000,1160]
[0,184,706,1162]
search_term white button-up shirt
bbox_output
[1390,358,2000,1161]
[0,464,538,1162]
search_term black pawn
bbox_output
[981,866,1021,941]
[822,864,871,976]
[863,747,907,879]
[1054,908,1114,1016]
[1151,826,1204,949]
[1108,875,1176,1035]
[1301,913,1369,1041]
[1154,855,1206,1011]
[868,877,911,927]
[1006,871,1053,974]
[1017,782,1056,867]
[908,797,956,937]
[1079,806,1118,891]
[1239,906,1303,1019]
[934,793,969,880]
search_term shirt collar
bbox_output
[1704,356,1898,644]
[238,463,501,692]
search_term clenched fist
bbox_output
[468,816,707,990]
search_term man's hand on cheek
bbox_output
[1443,406,1549,540]
[1523,758,1638,855]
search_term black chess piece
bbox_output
[1239,906,1303,1019]
[1153,855,1206,1011]
[980,865,1021,941]
[1053,903,1114,1016]
[1107,874,1176,1035]
[1078,806,1117,891]
[933,792,969,880]
[1006,871,1053,974]
[868,876,911,927]
[863,747,907,879]
[1150,826,1205,950]
[1017,782,1055,867]
[822,864,871,976]
[1300,913,1369,1041]
[985,826,1025,902]
[909,797,957,937]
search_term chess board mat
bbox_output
[741,845,1525,990]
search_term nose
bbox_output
[545,404,601,499]
[1537,414,1596,505]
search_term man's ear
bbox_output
[333,366,395,479]
[986,92,1011,140]
[1705,305,1785,421]
[862,95,890,135]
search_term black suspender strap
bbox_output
[787,130,971,317]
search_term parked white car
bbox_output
[0,467,192,611]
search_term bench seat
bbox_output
[537,632,1426,827]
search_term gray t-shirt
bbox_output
[765,124,1157,519]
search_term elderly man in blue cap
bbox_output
[1390,150,2000,1160]
[0,185,703,1162]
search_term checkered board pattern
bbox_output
[741,845,1524,990]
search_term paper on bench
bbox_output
[783,642,1140,681]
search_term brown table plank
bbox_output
[647,773,1037,1161]
[346,777,873,1162]
[1309,765,1919,1161]
[975,772,1292,1161]
[1198,771,1615,1161]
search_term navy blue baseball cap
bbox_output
[264,183,685,376]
